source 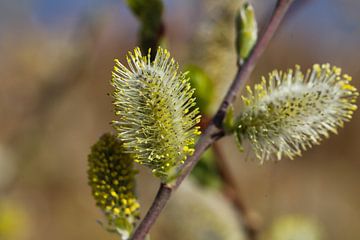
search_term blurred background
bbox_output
[0,0,359,239]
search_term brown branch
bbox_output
[131,1,295,239]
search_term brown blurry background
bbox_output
[0,0,359,239]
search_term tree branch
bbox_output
[131,1,294,239]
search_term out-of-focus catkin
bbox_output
[88,133,140,239]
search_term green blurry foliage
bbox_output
[125,0,163,56]
[185,65,215,115]
[190,148,222,189]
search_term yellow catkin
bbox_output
[236,64,358,162]
[87,133,140,235]
[111,47,201,182]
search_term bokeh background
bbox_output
[0,0,359,239]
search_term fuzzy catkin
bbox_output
[87,133,140,238]
[236,64,358,161]
[112,47,201,182]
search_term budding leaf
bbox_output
[235,2,258,64]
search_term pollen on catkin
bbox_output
[235,64,358,162]
[87,133,140,237]
[111,47,201,182]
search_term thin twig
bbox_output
[131,1,294,239]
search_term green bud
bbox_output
[185,65,215,115]
[235,2,258,64]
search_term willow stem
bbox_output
[131,1,294,239]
